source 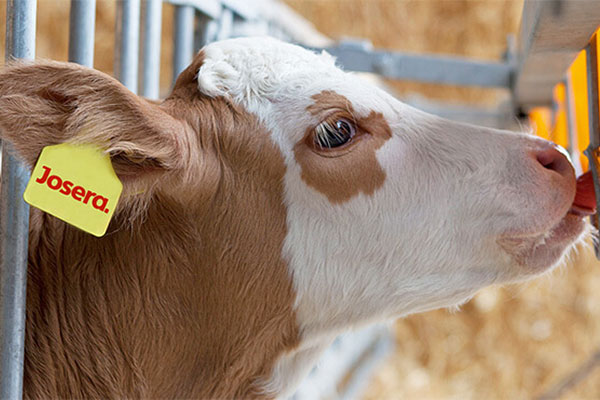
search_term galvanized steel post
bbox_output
[141,0,162,99]
[585,38,600,259]
[215,8,232,41]
[194,12,218,52]
[173,5,195,83]
[564,75,582,176]
[115,0,140,93]
[68,0,96,67]
[1,1,36,398]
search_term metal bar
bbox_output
[6,0,37,61]
[536,348,600,400]
[194,12,217,52]
[140,0,162,99]
[193,1,224,52]
[586,40,599,150]
[68,0,96,67]
[220,0,257,20]
[339,330,394,400]
[173,5,195,83]
[515,0,600,109]
[2,2,36,398]
[292,325,393,400]
[583,38,600,259]
[318,42,513,88]
[115,0,140,93]
[165,0,254,21]
[403,96,510,129]
[215,7,233,41]
[165,0,221,20]
[0,149,31,400]
[564,75,582,175]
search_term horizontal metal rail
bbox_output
[516,0,600,109]
[315,41,514,88]
[403,96,511,129]
[165,0,221,20]
[165,0,256,20]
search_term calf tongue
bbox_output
[572,171,597,215]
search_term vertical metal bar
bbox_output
[565,75,582,175]
[215,8,233,41]
[584,38,600,259]
[68,0,96,67]
[194,12,219,52]
[587,40,600,150]
[2,1,36,398]
[115,0,140,93]
[140,0,162,99]
[173,5,194,84]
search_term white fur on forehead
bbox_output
[197,37,339,101]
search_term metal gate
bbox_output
[2,1,600,399]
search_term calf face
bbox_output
[0,37,592,398]
[195,37,589,316]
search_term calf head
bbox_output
[0,37,592,398]
[193,38,591,321]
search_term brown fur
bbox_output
[294,90,392,203]
[0,54,299,399]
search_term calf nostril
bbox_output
[535,147,573,177]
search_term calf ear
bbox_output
[0,61,192,182]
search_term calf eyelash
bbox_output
[314,117,356,150]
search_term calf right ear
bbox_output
[0,61,195,184]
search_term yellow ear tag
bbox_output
[24,143,123,237]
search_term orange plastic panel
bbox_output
[567,50,590,171]
[528,107,552,140]
[551,82,569,149]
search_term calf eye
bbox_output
[314,118,356,149]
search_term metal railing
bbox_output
[310,39,514,89]
[68,0,95,67]
[1,2,35,398]
[2,0,598,399]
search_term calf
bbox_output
[0,37,594,399]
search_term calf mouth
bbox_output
[498,212,588,274]
[498,171,596,274]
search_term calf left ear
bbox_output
[0,61,193,182]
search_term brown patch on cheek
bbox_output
[294,90,392,204]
